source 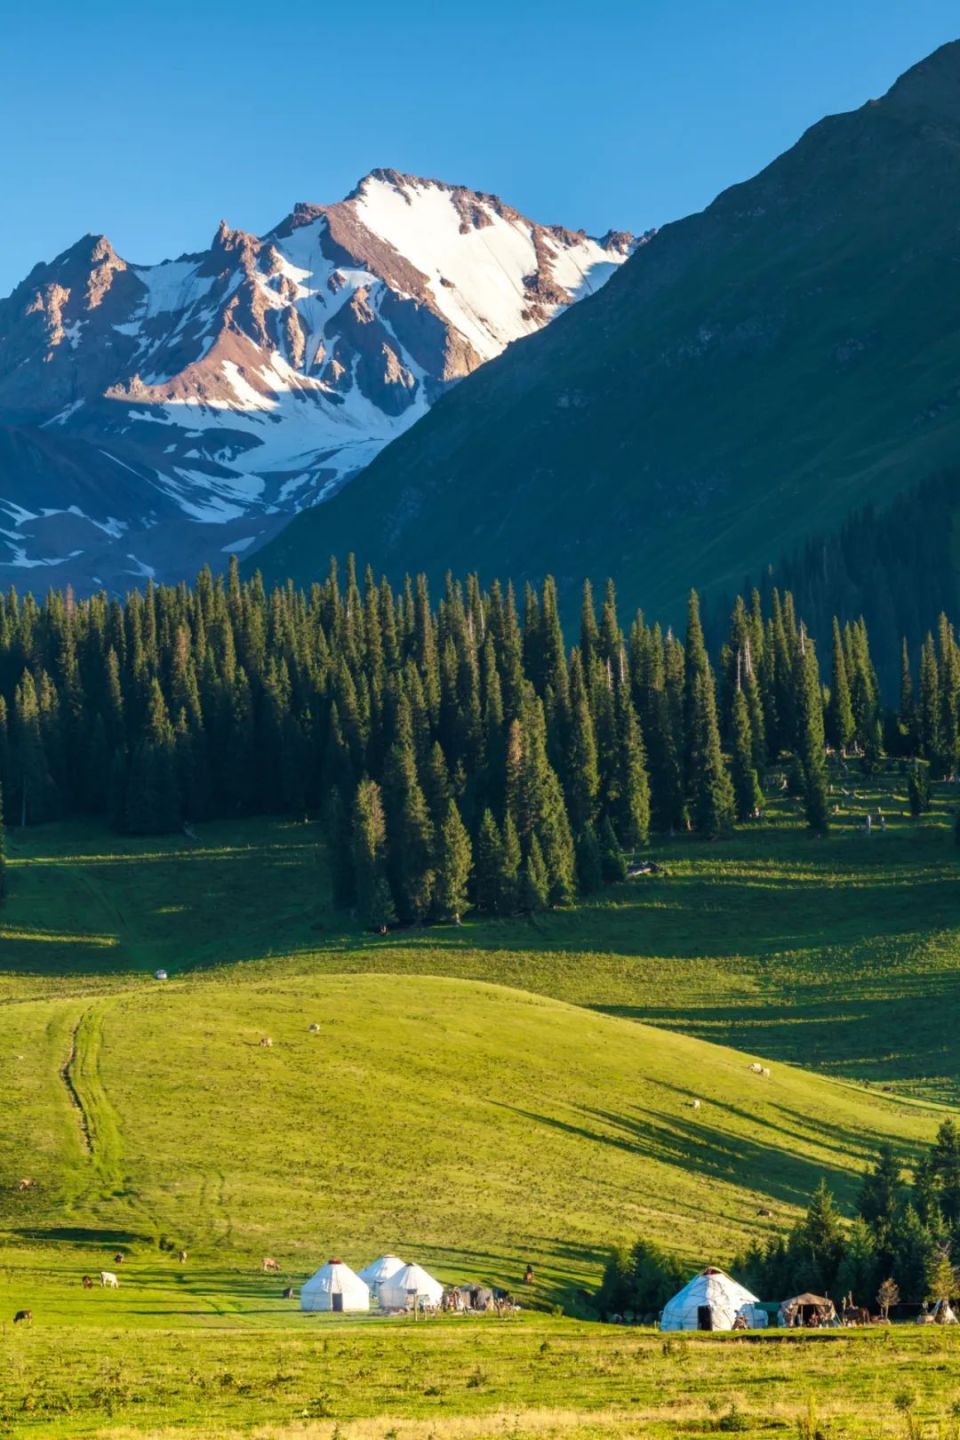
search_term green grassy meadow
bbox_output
[2,771,960,1435]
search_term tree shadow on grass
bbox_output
[595,973,960,1087]
[495,1100,858,1212]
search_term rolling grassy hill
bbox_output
[4,768,960,1094]
[2,779,960,1436]
[2,973,944,1295]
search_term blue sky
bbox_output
[1,1,957,294]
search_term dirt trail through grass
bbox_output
[67,1004,125,1195]
[60,1014,93,1156]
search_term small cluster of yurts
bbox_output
[300,1255,451,1314]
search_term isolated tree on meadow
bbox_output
[877,1277,900,1320]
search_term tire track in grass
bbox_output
[63,1004,125,1197]
[60,1014,93,1156]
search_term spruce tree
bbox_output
[907,762,931,816]
[351,778,396,931]
[324,785,356,908]
[474,809,503,914]
[794,629,830,834]
[827,617,855,752]
[858,1144,902,1230]
[730,688,763,822]
[576,823,604,895]
[124,680,179,835]
[520,834,550,913]
[899,638,916,753]
[918,636,941,766]
[931,1118,960,1222]
[688,670,735,837]
[564,652,599,831]
[834,1219,878,1308]
[497,812,522,915]
[598,814,627,883]
[612,687,650,847]
[435,798,472,923]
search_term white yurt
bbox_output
[378,1261,444,1311]
[660,1267,762,1331]
[300,1258,370,1313]
[358,1254,406,1297]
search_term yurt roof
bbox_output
[782,1293,835,1309]
[359,1254,406,1281]
[381,1261,443,1296]
[302,1258,368,1291]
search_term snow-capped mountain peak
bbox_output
[0,171,637,589]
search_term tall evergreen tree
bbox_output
[688,669,734,837]
[351,778,395,931]
[730,687,763,822]
[124,680,179,834]
[827,617,855,752]
[434,799,472,923]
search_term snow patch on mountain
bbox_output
[0,169,637,590]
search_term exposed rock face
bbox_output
[0,170,633,591]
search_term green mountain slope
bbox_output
[252,42,960,624]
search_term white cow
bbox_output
[99,1271,120,1288]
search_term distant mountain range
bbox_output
[255,42,960,629]
[0,172,634,590]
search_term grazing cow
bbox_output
[17,1178,35,1191]
[690,1099,701,1111]
[81,1275,94,1289]
[259,1037,273,1048]
[262,1257,280,1273]
[308,1023,321,1033]
[113,1252,125,1265]
[178,1250,188,1264]
[282,1286,294,1299]
[13,1310,32,1324]
[757,1207,772,1218]
[99,1271,120,1289]
[747,1063,764,1075]
[760,1066,771,1078]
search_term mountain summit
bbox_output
[0,172,633,588]
[255,42,960,622]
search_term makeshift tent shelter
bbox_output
[778,1293,837,1328]
[378,1262,444,1311]
[930,1298,958,1325]
[359,1254,406,1298]
[660,1268,763,1332]
[300,1258,370,1313]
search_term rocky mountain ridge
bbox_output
[0,170,634,588]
